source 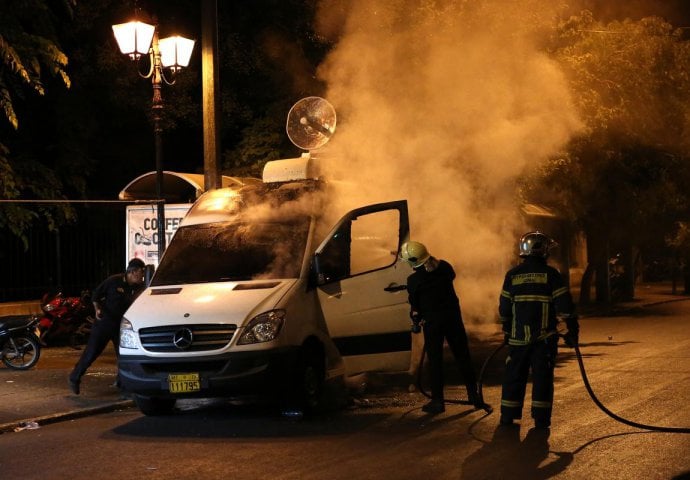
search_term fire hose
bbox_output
[415,343,494,414]
[569,337,690,433]
[417,335,690,433]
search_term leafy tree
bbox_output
[216,0,330,174]
[521,12,690,302]
[0,0,76,244]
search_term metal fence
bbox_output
[1,205,126,302]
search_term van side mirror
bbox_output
[309,254,326,287]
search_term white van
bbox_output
[119,155,413,415]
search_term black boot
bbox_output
[467,387,485,410]
[422,400,445,414]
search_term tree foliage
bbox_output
[215,0,330,174]
[520,12,690,299]
[0,0,76,243]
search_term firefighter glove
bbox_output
[410,311,423,334]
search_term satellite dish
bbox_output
[286,96,336,151]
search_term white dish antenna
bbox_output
[286,96,336,151]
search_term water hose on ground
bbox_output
[465,336,690,433]
[570,339,690,433]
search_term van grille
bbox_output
[139,324,237,352]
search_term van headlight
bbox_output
[120,318,139,349]
[238,310,285,345]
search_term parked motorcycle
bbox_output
[37,290,95,348]
[0,316,41,370]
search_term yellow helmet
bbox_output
[400,241,430,268]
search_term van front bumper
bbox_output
[118,347,301,399]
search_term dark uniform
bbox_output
[69,271,144,389]
[407,259,480,407]
[499,255,578,427]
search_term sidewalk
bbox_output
[0,345,132,434]
[1,282,687,434]
[577,281,689,316]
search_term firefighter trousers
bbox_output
[501,336,558,422]
[423,312,479,403]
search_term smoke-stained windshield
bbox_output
[151,218,311,286]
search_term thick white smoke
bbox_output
[314,0,583,322]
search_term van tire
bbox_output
[290,346,325,413]
[134,394,177,416]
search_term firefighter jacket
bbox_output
[499,256,577,346]
[407,259,461,319]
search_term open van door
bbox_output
[314,200,412,374]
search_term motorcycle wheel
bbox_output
[2,334,41,370]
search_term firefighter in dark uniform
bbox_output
[68,258,146,394]
[402,241,482,414]
[498,231,579,429]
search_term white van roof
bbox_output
[262,153,319,183]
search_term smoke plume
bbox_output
[314,0,583,322]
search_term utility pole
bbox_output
[202,0,221,190]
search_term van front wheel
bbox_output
[291,348,324,413]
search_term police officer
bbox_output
[498,231,579,429]
[402,241,482,414]
[68,258,146,394]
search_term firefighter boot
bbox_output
[422,400,445,414]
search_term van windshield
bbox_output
[151,218,311,286]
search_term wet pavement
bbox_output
[0,344,131,433]
[1,282,687,435]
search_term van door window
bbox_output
[350,209,399,276]
[317,209,400,283]
[316,225,351,283]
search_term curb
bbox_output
[579,296,690,317]
[642,297,690,307]
[0,400,134,435]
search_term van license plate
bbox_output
[167,373,200,393]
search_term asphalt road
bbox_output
[0,300,688,479]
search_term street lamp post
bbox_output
[112,20,195,265]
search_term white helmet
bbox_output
[519,231,556,258]
[400,241,430,268]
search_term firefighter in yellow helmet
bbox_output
[498,231,579,429]
[401,241,483,414]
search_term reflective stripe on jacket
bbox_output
[499,256,575,346]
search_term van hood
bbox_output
[124,279,296,330]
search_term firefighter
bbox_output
[401,241,482,414]
[498,231,579,429]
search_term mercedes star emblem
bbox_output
[173,328,194,350]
